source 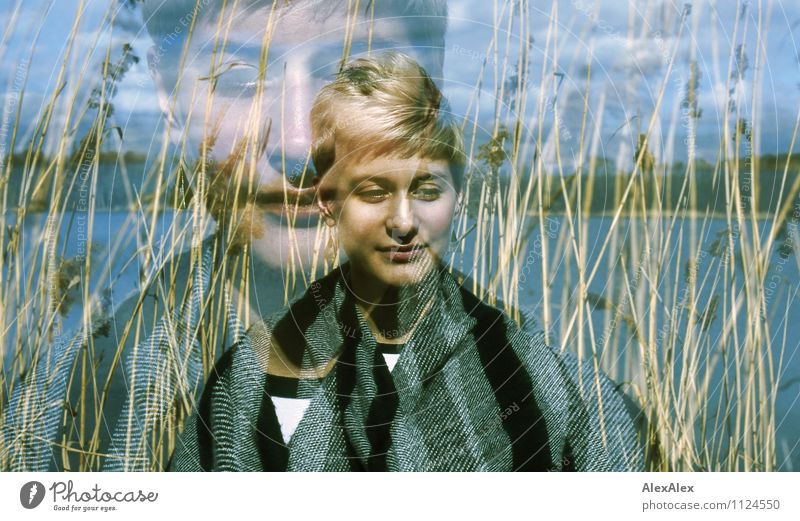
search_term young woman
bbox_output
[170,52,646,471]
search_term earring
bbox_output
[324,228,339,265]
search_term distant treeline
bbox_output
[464,154,800,218]
[3,151,799,216]
[6,150,148,166]
[5,151,164,211]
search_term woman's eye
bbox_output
[215,76,269,98]
[413,186,442,200]
[358,189,388,202]
[208,63,276,98]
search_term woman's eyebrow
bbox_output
[349,171,392,187]
[205,43,291,63]
[345,167,447,188]
[414,171,447,183]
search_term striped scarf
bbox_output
[170,261,645,471]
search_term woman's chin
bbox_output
[367,255,439,287]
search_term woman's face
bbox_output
[318,154,459,289]
[151,3,443,270]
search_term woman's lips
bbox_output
[378,244,426,262]
[255,185,320,225]
[255,185,316,208]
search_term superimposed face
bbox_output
[151,2,444,269]
[318,155,459,290]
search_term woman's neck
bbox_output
[349,266,438,345]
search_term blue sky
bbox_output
[2,0,799,169]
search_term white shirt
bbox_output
[383,353,400,372]
[271,350,402,442]
[271,397,312,443]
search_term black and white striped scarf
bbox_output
[170,261,645,471]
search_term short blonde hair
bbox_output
[310,51,465,190]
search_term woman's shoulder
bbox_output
[498,321,646,469]
[203,331,269,393]
[450,282,637,417]
[447,278,559,367]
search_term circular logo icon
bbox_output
[20,481,45,509]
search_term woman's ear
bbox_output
[315,182,337,227]
[147,45,183,139]
[148,45,171,117]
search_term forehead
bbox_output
[338,155,453,185]
[193,4,424,51]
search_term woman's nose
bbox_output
[282,61,314,155]
[264,59,316,184]
[386,197,418,241]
